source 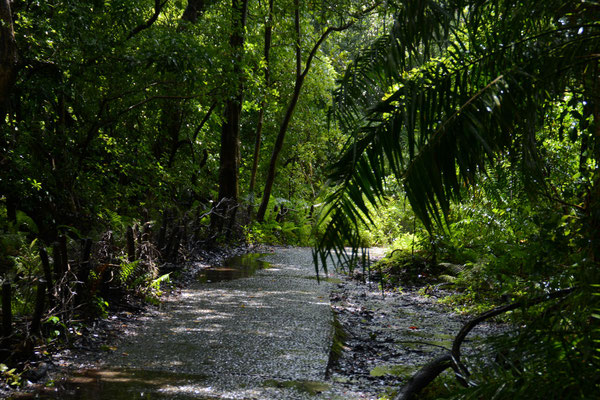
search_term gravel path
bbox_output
[31,247,343,400]
[12,247,506,400]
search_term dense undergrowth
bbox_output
[359,179,600,399]
[0,209,169,389]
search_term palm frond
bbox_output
[316,0,600,269]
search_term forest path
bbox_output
[47,247,347,399]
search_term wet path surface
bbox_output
[15,247,506,400]
[40,248,340,399]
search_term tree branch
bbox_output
[295,0,301,77]
[192,102,217,143]
[394,287,576,400]
[127,0,169,40]
[301,1,380,78]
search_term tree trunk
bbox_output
[182,0,210,23]
[589,109,600,264]
[256,79,304,221]
[253,2,371,222]
[248,0,274,216]
[213,0,249,233]
[58,234,68,275]
[38,246,55,305]
[126,226,136,262]
[218,99,242,203]
[30,281,47,334]
[76,238,92,304]
[256,0,343,221]
[2,280,12,338]
[52,242,62,281]
[0,0,17,119]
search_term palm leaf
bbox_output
[316,0,600,269]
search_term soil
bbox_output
[327,271,507,399]
[0,244,252,398]
[2,246,507,399]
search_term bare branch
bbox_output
[301,1,381,78]
[127,0,169,40]
[395,287,576,400]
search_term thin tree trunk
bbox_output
[39,246,55,305]
[0,0,18,119]
[30,281,46,334]
[589,60,600,262]
[52,242,62,281]
[248,0,274,215]
[126,226,136,262]
[256,0,353,221]
[2,280,12,338]
[256,79,304,221]
[58,234,68,275]
[76,238,92,304]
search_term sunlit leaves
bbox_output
[316,0,600,268]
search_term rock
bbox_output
[23,362,50,382]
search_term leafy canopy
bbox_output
[315,0,600,269]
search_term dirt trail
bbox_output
[29,247,340,399]
[12,247,505,400]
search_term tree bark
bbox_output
[248,0,274,214]
[38,246,55,305]
[213,0,249,232]
[126,226,136,262]
[394,354,452,400]
[2,280,12,338]
[30,281,46,334]
[0,0,18,119]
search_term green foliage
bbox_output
[244,217,314,247]
[0,363,23,387]
[44,315,67,341]
[316,0,600,270]
[89,297,109,319]
[313,2,600,397]
[435,287,600,400]
[0,235,43,317]
[244,196,316,246]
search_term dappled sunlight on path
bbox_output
[29,248,355,400]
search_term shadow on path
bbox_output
[21,248,342,400]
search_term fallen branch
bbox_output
[394,287,576,400]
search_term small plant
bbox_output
[90,296,109,319]
[0,363,22,388]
